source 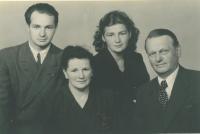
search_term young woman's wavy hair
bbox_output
[93,10,139,53]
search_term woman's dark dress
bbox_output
[93,49,150,131]
[47,79,115,134]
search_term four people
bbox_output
[134,29,200,133]
[0,2,200,134]
[0,3,62,134]
[92,11,149,131]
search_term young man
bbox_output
[134,29,200,133]
[0,3,62,134]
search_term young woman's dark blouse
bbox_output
[93,49,150,131]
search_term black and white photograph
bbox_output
[0,0,200,133]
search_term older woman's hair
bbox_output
[93,10,139,52]
[61,45,93,70]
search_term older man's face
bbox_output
[146,35,180,78]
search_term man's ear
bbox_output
[63,69,68,79]
[102,35,105,42]
[176,45,181,58]
[26,23,30,30]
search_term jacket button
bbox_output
[132,99,136,103]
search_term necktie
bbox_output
[159,80,168,107]
[37,53,41,68]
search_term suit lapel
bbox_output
[18,42,38,77]
[163,67,189,130]
[149,79,164,115]
[22,45,61,107]
[17,43,38,106]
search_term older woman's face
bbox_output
[64,58,93,91]
[103,23,131,54]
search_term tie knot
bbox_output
[37,53,41,64]
[161,80,168,89]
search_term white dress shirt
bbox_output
[158,66,179,99]
[29,43,51,64]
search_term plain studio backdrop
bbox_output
[0,0,200,79]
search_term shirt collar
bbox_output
[28,42,51,63]
[158,66,179,88]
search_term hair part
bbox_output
[93,10,139,52]
[24,3,59,27]
[145,28,180,51]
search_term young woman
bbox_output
[92,10,150,131]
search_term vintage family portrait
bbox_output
[0,0,200,133]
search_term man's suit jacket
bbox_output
[134,66,200,133]
[0,42,62,134]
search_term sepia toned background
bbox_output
[0,0,200,79]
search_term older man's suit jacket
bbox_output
[0,42,62,134]
[134,66,200,133]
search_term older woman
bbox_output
[92,10,150,131]
[46,46,115,134]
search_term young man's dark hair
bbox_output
[24,3,59,27]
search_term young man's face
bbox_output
[145,35,180,78]
[28,11,56,50]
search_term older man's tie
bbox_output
[159,80,168,108]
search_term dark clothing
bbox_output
[46,77,116,134]
[93,49,149,98]
[93,49,150,132]
[134,66,200,133]
[0,42,62,134]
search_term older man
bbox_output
[134,29,200,133]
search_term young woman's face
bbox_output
[103,23,131,54]
[63,58,93,91]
